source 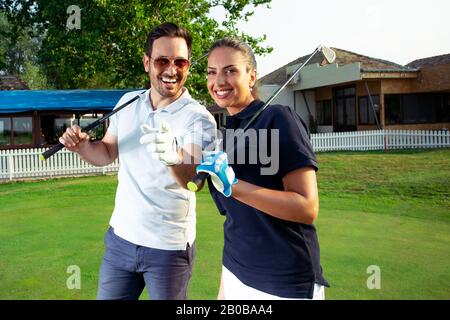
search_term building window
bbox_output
[13,117,33,145]
[386,93,450,124]
[403,94,419,124]
[359,95,380,125]
[40,112,107,146]
[0,117,12,146]
[385,95,402,124]
[316,100,332,125]
[214,114,220,128]
[78,113,106,140]
[436,93,450,123]
[214,112,227,129]
[333,86,356,131]
[41,114,73,145]
[0,117,32,146]
[54,117,72,140]
[344,87,356,96]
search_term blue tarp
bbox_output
[0,89,139,113]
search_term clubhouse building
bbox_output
[209,49,450,133]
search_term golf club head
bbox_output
[320,46,336,64]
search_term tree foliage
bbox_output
[1,0,272,102]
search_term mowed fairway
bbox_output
[0,149,449,299]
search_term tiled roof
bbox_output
[258,54,323,86]
[406,53,450,69]
[334,48,414,72]
[0,74,29,90]
[259,48,417,85]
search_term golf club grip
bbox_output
[187,172,209,192]
[40,143,65,160]
[39,122,101,161]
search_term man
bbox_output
[59,22,216,300]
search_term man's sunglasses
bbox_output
[150,57,190,71]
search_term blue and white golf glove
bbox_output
[196,151,237,197]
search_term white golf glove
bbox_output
[139,120,181,166]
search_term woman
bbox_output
[196,38,329,300]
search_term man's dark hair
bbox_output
[144,22,192,58]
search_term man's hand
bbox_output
[196,151,237,197]
[139,120,181,166]
[59,125,90,153]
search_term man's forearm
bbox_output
[167,144,202,189]
[77,140,117,166]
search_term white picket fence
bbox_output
[311,129,450,152]
[0,148,119,181]
[0,129,449,181]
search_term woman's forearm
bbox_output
[231,180,319,224]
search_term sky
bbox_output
[209,0,450,77]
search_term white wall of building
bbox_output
[258,84,294,110]
[260,85,324,131]
[293,90,315,128]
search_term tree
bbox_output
[0,7,50,87]
[0,13,8,72]
[1,0,272,102]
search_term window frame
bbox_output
[0,115,34,148]
[316,100,332,126]
[358,95,380,125]
[385,93,450,124]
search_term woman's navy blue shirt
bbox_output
[208,100,329,298]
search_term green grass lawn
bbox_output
[0,149,449,299]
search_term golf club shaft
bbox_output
[188,46,324,192]
[40,93,143,160]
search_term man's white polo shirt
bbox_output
[107,88,216,250]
